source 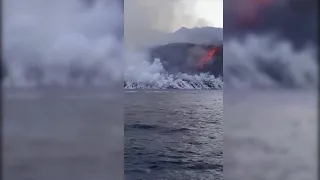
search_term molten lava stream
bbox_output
[197,47,217,70]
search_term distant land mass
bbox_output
[147,26,223,77]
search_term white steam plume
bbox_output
[3,0,123,87]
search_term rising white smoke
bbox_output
[124,47,223,89]
[3,0,123,87]
[124,0,223,89]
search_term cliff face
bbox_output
[149,43,223,77]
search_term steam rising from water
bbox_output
[125,57,222,89]
[124,47,223,90]
[3,0,123,87]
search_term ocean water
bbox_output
[125,90,223,180]
[224,90,317,180]
[4,88,314,180]
[2,88,123,180]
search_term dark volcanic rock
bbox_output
[148,43,223,77]
[143,26,223,78]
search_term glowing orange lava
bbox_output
[197,47,217,69]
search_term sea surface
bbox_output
[224,90,317,180]
[125,90,223,180]
[2,88,123,180]
[3,88,314,180]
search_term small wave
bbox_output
[161,127,191,133]
[127,124,159,130]
[184,162,223,171]
[146,160,184,170]
[126,124,192,134]
[144,160,223,171]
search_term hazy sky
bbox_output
[125,0,223,48]
[192,0,223,28]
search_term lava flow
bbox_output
[197,47,218,70]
